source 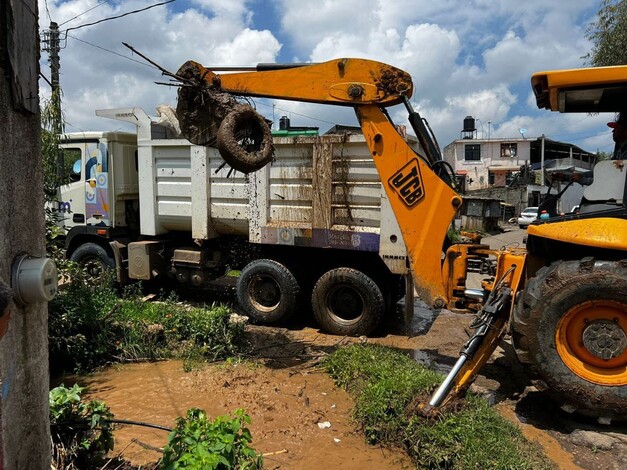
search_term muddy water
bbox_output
[82,360,411,469]
[496,404,583,470]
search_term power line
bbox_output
[44,0,52,22]
[63,0,175,34]
[59,0,111,27]
[67,34,158,70]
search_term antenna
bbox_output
[519,128,527,140]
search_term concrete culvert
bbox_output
[217,105,274,174]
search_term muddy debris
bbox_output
[216,104,274,174]
[175,61,238,147]
[373,66,412,98]
[404,390,467,423]
[175,61,274,173]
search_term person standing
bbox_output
[607,111,627,160]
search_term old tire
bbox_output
[512,258,627,420]
[236,259,300,324]
[216,105,274,174]
[69,243,115,278]
[311,268,384,336]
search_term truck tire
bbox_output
[512,258,627,420]
[69,242,115,279]
[217,105,274,174]
[236,259,300,324]
[311,268,384,336]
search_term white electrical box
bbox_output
[12,256,58,305]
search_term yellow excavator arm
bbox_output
[180,58,413,106]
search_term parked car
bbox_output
[517,207,539,228]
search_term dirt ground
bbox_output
[83,228,626,469]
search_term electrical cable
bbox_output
[63,0,175,35]
[59,0,112,27]
[66,34,157,69]
[44,0,52,22]
[51,418,172,432]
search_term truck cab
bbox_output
[55,131,139,270]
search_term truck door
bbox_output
[56,143,86,229]
[57,138,112,229]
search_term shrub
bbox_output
[49,272,249,374]
[48,269,120,373]
[49,384,114,469]
[161,408,263,469]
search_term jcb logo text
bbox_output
[388,159,424,207]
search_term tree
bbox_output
[41,90,72,199]
[585,0,627,66]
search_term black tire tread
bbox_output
[511,258,627,420]
[236,259,300,324]
[69,242,115,269]
[311,267,384,337]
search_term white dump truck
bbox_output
[55,107,414,335]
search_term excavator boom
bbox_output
[179,58,414,106]
[177,57,462,307]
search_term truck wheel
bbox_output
[217,105,274,174]
[236,259,300,324]
[311,268,384,336]
[512,258,627,420]
[69,243,115,279]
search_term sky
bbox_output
[38,0,615,154]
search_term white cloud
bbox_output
[39,0,281,131]
[37,0,608,152]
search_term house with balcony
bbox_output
[442,116,596,213]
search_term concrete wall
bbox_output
[1,1,52,468]
[468,186,529,216]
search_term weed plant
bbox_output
[324,344,552,470]
[161,408,263,469]
[49,384,114,469]
[49,267,249,374]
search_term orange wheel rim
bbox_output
[556,300,627,386]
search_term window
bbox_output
[63,148,82,183]
[501,143,517,158]
[488,171,495,185]
[464,144,481,161]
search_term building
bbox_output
[442,116,596,214]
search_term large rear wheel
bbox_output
[311,267,384,336]
[236,259,300,324]
[512,258,627,420]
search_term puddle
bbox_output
[79,360,411,469]
[398,298,439,337]
[410,349,451,375]
[496,403,583,470]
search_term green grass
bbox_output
[323,344,553,470]
[49,269,249,374]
